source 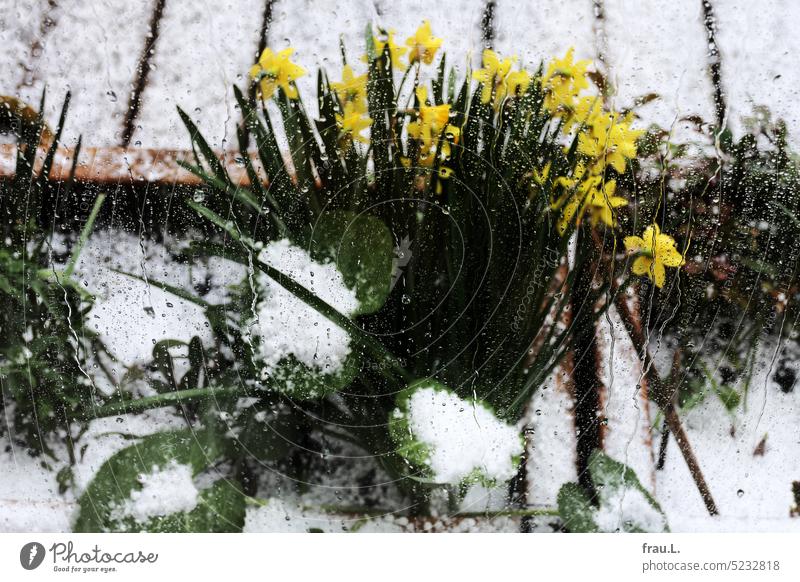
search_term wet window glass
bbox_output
[1,1,798,536]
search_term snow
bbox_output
[524,359,579,506]
[714,0,800,148]
[372,0,484,80]
[132,0,264,150]
[243,498,352,533]
[603,0,716,143]
[112,460,198,523]
[595,306,657,493]
[15,1,154,147]
[655,342,800,527]
[400,383,523,485]
[0,0,50,92]
[250,239,359,376]
[0,404,186,531]
[595,486,667,533]
[493,0,595,71]
[66,230,243,370]
[0,439,75,532]
[267,0,378,117]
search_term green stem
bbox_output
[64,192,106,278]
[92,385,242,418]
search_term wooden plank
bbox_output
[131,0,264,150]
[0,143,266,186]
[713,0,800,146]
[14,1,155,147]
[603,0,716,141]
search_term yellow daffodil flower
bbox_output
[331,65,368,113]
[440,124,460,159]
[336,102,372,144]
[472,49,515,109]
[559,94,603,133]
[249,47,306,100]
[374,30,407,70]
[406,21,443,65]
[584,179,628,228]
[551,163,626,233]
[507,70,531,98]
[624,223,685,288]
[542,48,590,116]
[578,112,644,173]
[408,87,452,163]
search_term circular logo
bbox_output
[19,542,46,570]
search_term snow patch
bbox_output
[595,487,667,533]
[403,385,523,485]
[250,239,359,376]
[112,460,198,524]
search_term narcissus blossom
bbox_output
[406,21,443,65]
[249,47,305,100]
[624,223,686,288]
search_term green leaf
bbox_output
[557,483,599,533]
[310,210,394,315]
[74,429,230,532]
[588,450,669,533]
[556,451,669,533]
[265,351,361,400]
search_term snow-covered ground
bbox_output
[2,230,799,532]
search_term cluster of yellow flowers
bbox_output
[331,65,371,144]
[374,20,444,69]
[538,49,684,286]
[373,23,460,173]
[247,34,684,288]
[536,49,645,235]
[472,50,531,110]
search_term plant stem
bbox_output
[614,291,719,515]
[455,507,560,518]
[92,385,242,418]
[64,192,106,278]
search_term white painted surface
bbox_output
[595,306,657,494]
[525,361,579,507]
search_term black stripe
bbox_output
[120,0,167,147]
[701,0,727,129]
[481,0,496,50]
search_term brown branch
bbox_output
[614,291,719,516]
